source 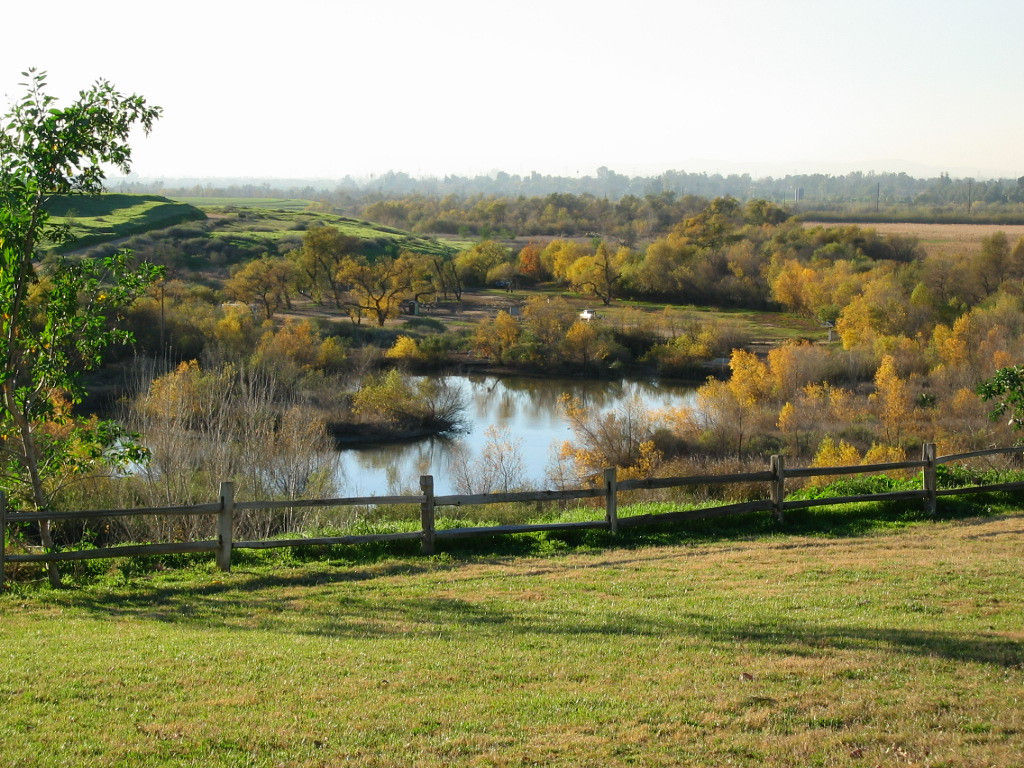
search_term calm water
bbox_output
[336,374,697,496]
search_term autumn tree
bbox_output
[564,319,603,367]
[540,239,591,283]
[224,256,295,320]
[289,225,361,307]
[521,295,577,354]
[1,70,161,584]
[566,241,628,305]
[427,254,462,301]
[871,354,912,446]
[516,243,546,281]
[473,311,520,363]
[557,394,661,482]
[337,252,431,326]
[454,240,510,287]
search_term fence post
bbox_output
[604,468,618,534]
[922,442,937,517]
[0,492,6,585]
[770,454,786,523]
[217,482,234,572]
[420,475,435,555]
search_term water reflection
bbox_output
[336,374,697,496]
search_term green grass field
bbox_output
[46,194,205,251]
[170,197,317,211]
[2,499,1021,767]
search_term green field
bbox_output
[171,197,317,211]
[46,194,205,251]
[2,503,1021,767]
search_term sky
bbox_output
[2,0,1022,181]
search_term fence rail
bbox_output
[3,442,1024,581]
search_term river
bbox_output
[335,374,698,496]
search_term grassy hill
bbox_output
[46,194,206,251]
[1,509,1021,766]
[170,196,316,211]
[57,194,466,261]
[204,207,464,259]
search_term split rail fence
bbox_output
[2,443,1023,581]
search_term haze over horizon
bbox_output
[3,0,1021,181]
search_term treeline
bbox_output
[442,198,919,309]
[114,167,1024,209]
[361,192,710,241]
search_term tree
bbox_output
[427,254,462,301]
[566,241,627,305]
[564,319,602,367]
[473,311,520,363]
[337,252,431,326]
[871,354,911,446]
[288,226,361,308]
[977,365,1024,434]
[224,255,295,320]
[454,240,509,287]
[1,70,161,584]
[516,243,545,281]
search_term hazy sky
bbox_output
[2,0,1021,180]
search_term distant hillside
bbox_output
[46,194,206,251]
[198,206,467,259]
[69,194,469,267]
[169,196,315,212]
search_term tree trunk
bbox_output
[4,384,61,586]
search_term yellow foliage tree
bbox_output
[726,349,770,408]
[473,311,520,363]
[864,444,905,475]
[810,437,861,485]
[835,294,876,350]
[385,335,425,362]
[871,354,911,446]
[557,394,662,482]
[564,319,602,367]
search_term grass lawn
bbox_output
[2,505,1022,767]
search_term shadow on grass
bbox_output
[54,571,1024,669]
[30,495,1021,671]
[18,493,1024,673]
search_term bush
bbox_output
[401,316,446,333]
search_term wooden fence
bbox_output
[2,443,1023,581]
